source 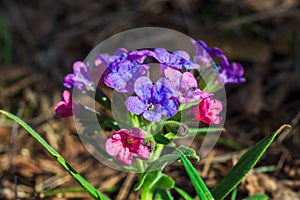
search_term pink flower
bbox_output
[54,90,74,118]
[190,97,222,124]
[105,128,150,166]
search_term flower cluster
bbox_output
[54,39,245,166]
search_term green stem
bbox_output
[151,144,164,161]
[140,188,153,200]
[136,158,144,172]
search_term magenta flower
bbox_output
[54,90,75,118]
[105,128,150,166]
[63,61,95,92]
[126,76,178,122]
[164,68,212,104]
[153,48,199,71]
[190,97,223,124]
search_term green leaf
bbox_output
[153,133,175,146]
[135,170,174,191]
[154,188,174,200]
[230,188,238,200]
[179,150,214,200]
[0,110,110,200]
[243,194,268,200]
[145,146,199,173]
[212,125,291,200]
[138,170,175,200]
[174,186,194,200]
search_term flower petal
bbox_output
[164,68,181,89]
[104,73,126,91]
[105,138,122,157]
[126,96,146,115]
[143,110,161,122]
[152,78,174,103]
[137,144,150,160]
[134,76,152,100]
[158,99,178,117]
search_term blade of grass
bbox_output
[174,186,194,200]
[179,150,214,200]
[212,124,291,200]
[0,110,110,200]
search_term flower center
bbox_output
[127,136,135,145]
[146,103,155,111]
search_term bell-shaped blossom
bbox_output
[190,97,222,124]
[126,76,178,122]
[191,39,224,68]
[63,61,95,92]
[192,40,246,85]
[104,60,150,93]
[218,56,246,84]
[108,48,154,69]
[153,48,199,71]
[105,128,150,166]
[164,68,212,103]
[55,90,75,118]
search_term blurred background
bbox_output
[0,0,300,199]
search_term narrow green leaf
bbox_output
[230,188,238,200]
[212,125,291,200]
[179,151,214,200]
[143,146,199,173]
[0,110,110,200]
[243,194,268,200]
[174,186,194,200]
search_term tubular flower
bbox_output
[126,76,178,122]
[54,90,75,118]
[190,97,223,124]
[164,68,212,103]
[192,40,246,85]
[63,61,95,92]
[104,60,150,93]
[105,128,150,166]
[153,48,199,71]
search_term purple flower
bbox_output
[126,76,178,122]
[108,48,154,69]
[164,68,212,103]
[192,40,246,85]
[63,61,95,92]
[218,56,246,84]
[104,60,150,93]
[153,48,199,71]
[105,128,150,166]
[55,90,76,118]
[191,39,224,68]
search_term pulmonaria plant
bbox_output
[53,38,251,200]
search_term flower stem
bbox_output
[152,144,164,161]
[140,188,153,200]
[136,158,144,172]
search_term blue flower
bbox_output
[126,76,178,122]
[104,60,150,93]
[153,48,199,71]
